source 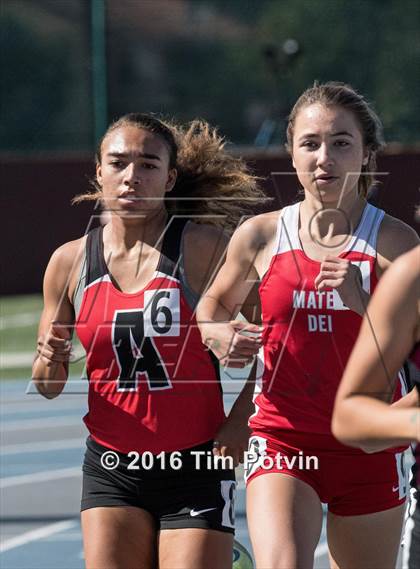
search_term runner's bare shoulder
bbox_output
[44,236,87,301]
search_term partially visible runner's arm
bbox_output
[197,218,263,369]
[196,219,266,465]
[332,246,420,452]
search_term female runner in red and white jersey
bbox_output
[333,245,420,568]
[32,113,263,569]
[197,82,419,568]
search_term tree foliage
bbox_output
[1,0,419,152]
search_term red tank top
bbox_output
[410,343,420,487]
[75,219,224,453]
[250,202,405,438]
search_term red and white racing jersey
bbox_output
[250,202,405,438]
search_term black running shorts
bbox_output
[81,437,236,533]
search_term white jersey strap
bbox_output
[343,203,385,257]
[270,201,384,268]
[272,202,302,257]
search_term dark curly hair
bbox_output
[73,113,267,233]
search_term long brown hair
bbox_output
[286,82,385,197]
[73,113,267,233]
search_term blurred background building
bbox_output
[1,0,419,293]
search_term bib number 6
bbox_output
[143,289,180,337]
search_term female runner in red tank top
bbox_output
[32,114,263,569]
[333,245,420,568]
[197,83,419,568]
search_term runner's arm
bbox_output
[32,245,76,399]
[332,247,420,451]
[196,219,263,367]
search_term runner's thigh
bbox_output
[159,528,233,569]
[81,506,156,569]
[327,504,405,569]
[247,473,323,569]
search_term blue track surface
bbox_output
[0,378,334,568]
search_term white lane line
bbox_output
[40,532,82,542]
[0,352,34,368]
[314,540,329,559]
[0,378,88,396]
[0,519,77,553]
[0,399,86,413]
[1,438,85,455]
[0,312,40,330]
[0,466,81,488]
[0,352,37,369]
[2,416,83,431]
[1,347,85,369]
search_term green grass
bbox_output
[0,294,86,380]
[0,295,40,380]
[0,294,43,317]
[1,320,39,353]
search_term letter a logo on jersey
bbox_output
[112,308,172,392]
